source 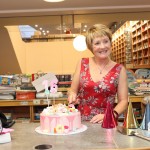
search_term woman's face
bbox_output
[92,36,111,59]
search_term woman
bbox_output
[68,24,128,124]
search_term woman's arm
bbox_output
[68,59,81,104]
[114,66,128,115]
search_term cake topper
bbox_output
[42,80,50,107]
[50,79,58,105]
[32,73,58,92]
[42,79,58,107]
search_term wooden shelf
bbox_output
[0,98,67,107]
[131,20,150,68]
[112,20,150,68]
[58,87,70,92]
[112,21,133,68]
[58,81,72,85]
[0,98,68,122]
[129,95,144,102]
[0,95,145,122]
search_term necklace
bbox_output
[95,59,110,74]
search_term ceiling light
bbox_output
[43,0,65,2]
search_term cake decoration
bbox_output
[49,79,58,105]
[42,78,58,107]
[42,80,50,106]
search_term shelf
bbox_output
[129,95,144,102]
[112,21,133,67]
[112,20,150,68]
[0,95,145,123]
[131,20,150,68]
[0,98,68,107]
[58,81,72,84]
[0,98,68,122]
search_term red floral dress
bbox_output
[77,58,123,121]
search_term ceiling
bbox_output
[1,0,150,17]
[1,0,150,38]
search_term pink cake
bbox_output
[40,104,81,134]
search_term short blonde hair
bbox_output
[85,24,112,51]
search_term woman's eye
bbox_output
[103,40,109,43]
[94,42,100,45]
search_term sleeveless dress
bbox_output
[77,58,123,121]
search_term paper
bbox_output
[32,73,58,92]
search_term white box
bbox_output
[0,133,11,144]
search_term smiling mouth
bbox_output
[99,50,107,54]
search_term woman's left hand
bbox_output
[90,114,104,124]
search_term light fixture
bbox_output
[73,35,87,51]
[43,0,65,2]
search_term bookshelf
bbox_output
[131,20,150,68]
[112,20,150,69]
[112,21,133,68]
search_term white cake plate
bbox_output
[35,124,87,135]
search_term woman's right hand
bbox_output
[90,114,104,124]
[68,91,79,104]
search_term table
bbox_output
[1,122,150,150]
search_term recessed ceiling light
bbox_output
[43,0,65,2]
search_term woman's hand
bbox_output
[68,91,79,104]
[90,114,104,124]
